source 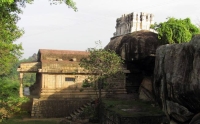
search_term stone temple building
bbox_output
[113,12,154,37]
[17,49,126,118]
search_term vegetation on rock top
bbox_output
[151,17,200,44]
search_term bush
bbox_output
[151,17,200,44]
[0,78,28,121]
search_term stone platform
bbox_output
[101,98,169,124]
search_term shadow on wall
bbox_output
[30,77,125,118]
[30,83,95,118]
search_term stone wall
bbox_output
[39,73,126,98]
[40,74,89,96]
[41,74,89,89]
[101,105,168,124]
[30,73,42,96]
[31,98,90,118]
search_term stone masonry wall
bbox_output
[41,74,89,89]
[31,98,90,118]
[101,106,168,124]
[40,73,126,98]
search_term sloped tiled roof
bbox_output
[38,49,89,62]
[39,49,89,55]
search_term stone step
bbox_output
[79,107,85,111]
[73,111,79,115]
[76,108,83,113]
[66,99,97,120]
[66,116,71,120]
[86,102,91,106]
[70,113,76,118]
[83,104,89,108]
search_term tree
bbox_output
[0,0,14,5]
[0,2,28,120]
[0,0,77,11]
[0,2,24,75]
[79,41,123,120]
[0,0,77,75]
[80,42,123,90]
[65,0,77,11]
[19,53,37,87]
[50,0,77,11]
[0,78,28,120]
[151,17,200,44]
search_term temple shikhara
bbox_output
[113,12,154,37]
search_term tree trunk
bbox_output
[98,78,102,122]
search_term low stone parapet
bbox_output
[101,99,169,124]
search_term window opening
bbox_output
[65,77,75,82]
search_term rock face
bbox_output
[105,31,161,94]
[139,77,154,101]
[153,35,200,123]
[105,30,160,61]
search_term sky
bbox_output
[16,0,200,58]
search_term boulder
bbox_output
[105,30,160,61]
[105,31,161,93]
[139,77,154,101]
[153,35,200,123]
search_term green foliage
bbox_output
[80,41,123,80]
[0,0,77,11]
[0,0,14,6]
[23,73,36,87]
[151,17,200,44]
[48,0,77,11]
[79,106,96,119]
[82,79,92,88]
[80,41,123,101]
[0,0,31,8]
[1,116,59,124]
[19,54,37,87]
[0,2,24,75]
[0,55,36,121]
[20,53,37,62]
[0,78,28,120]
[65,0,77,11]
[103,99,164,117]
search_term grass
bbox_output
[1,113,60,124]
[1,119,59,124]
[102,98,165,117]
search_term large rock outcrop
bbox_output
[105,31,161,95]
[153,35,200,123]
[105,30,160,61]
